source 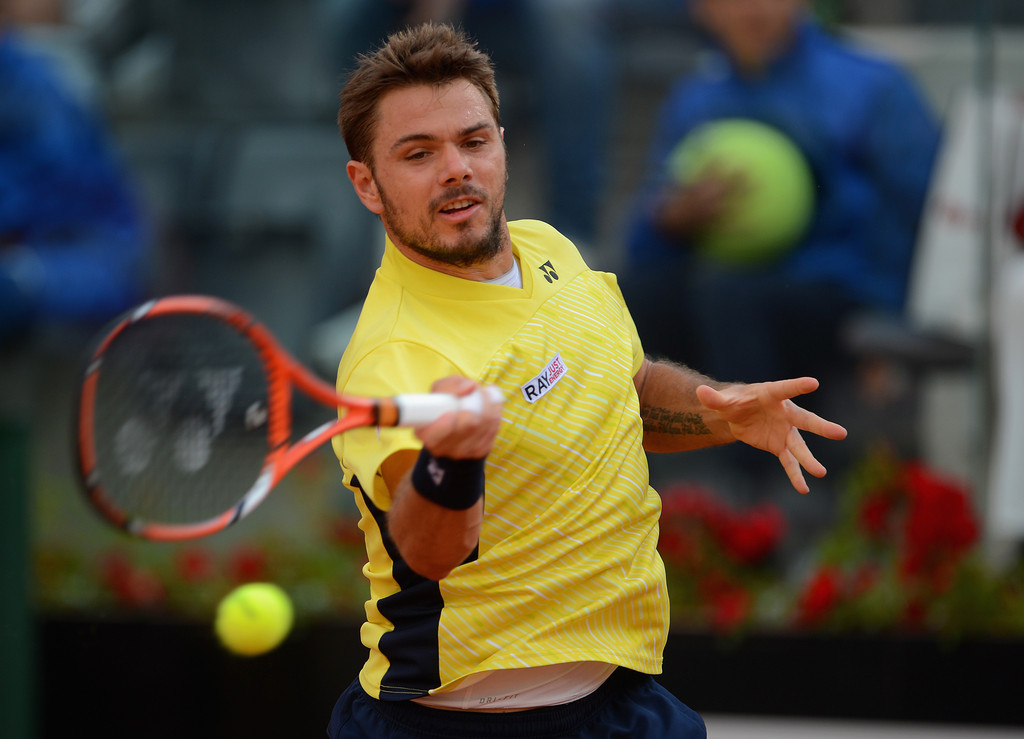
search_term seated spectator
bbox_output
[622,0,940,400]
[1,1,150,349]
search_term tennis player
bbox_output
[328,22,847,738]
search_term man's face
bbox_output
[694,0,805,72]
[349,80,509,271]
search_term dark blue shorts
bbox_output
[326,668,706,738]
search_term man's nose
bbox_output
[439,144,472,185]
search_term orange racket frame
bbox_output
[76,295,495,540]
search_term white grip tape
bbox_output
[394,386,504,427]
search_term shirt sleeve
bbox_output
[599,271,645,375]
[333,340,462,511]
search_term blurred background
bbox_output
[3,0,1024,737]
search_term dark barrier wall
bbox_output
[39,618,1024,738]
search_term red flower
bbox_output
[661,485,720,525]
[658,485,727,569]
[329,515,365,549]
[899,463,978,590]
[101,550,132,583]
[693,568,753,632]
[1013,200,1024,243]
[717,504,785,565]
[849,563,880,597]
[174,547,216,583]
[657,527,698,567]
[857,490,895,538]
[796,566,844,626]
[100,551,166,608]
[226,544,269,583]
[659,485,784,566]
[709,585,753,632]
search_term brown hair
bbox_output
[337,22,501,167]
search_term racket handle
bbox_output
[394,386,504,427]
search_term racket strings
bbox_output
[88,314,273,526]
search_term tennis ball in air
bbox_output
[668,118,815,267]
[214,583,294,656]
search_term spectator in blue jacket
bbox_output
[622,0,940,396]
[0,9,149,349]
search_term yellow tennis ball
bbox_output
[214,583,294,656]
[668,118,816,267]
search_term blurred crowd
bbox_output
[1,0,1014,351]
[0,0,148,352]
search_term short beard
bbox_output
[395,206,505,268]
[377,178,508,268]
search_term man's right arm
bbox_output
[382,376,503,581]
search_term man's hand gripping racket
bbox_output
[74,295,503,541]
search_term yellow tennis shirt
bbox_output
[333,220,668,701]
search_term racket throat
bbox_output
[375,399,400,427]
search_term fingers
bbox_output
[765,376,820,401]
[697,377,819,411]
[695,383,732,412]
[773,378,848,441]
[784,400,848,441]
[778,448,808,495]
[802,414,848,442]
[700,380,848,443]
[430,375,480,397]
[781,427,826,495]
[779,394,838,494]
[419,377,504,459]
[699,378,840,494]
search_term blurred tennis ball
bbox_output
[668,118,815,266]
[214,582,294,657]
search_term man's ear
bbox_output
[347,160,384,215]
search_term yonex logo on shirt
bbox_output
[538,260,559,283]
[520,353,567,403]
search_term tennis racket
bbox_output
[74,294,501,541]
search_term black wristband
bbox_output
[410,448,485,510]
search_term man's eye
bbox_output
[406,151,430,161]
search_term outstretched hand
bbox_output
[695,377,847,494]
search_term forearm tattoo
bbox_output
[641,405,712,436]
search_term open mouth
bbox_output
[439,198,478,215]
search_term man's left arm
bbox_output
[634,357,848,493]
